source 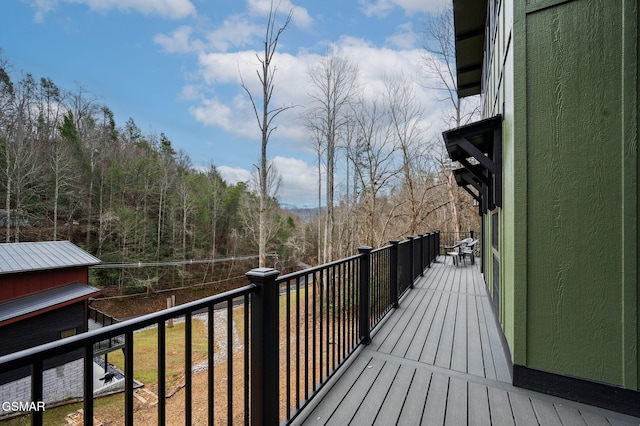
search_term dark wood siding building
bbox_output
[0,241,101,382]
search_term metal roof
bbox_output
[452,0,488,97]
[0,282,101,323]
[0,241,101,274]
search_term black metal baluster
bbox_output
[32,359,43,425]
[125,331,134,426]
[185,314,192,425]
[286,278,291,419]
[296,275,301,410]
[207,305,214,426]
[84,344,93,426]
[158,320,166,425]
[227,300,233,423]
[244,294,250,426]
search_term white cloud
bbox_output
[154,25,199,53]
[218,157,319,207]
[247,0,313,29]
[360,0,448,17]
[386,22,418,49]
[394,0,449,14]
[32,0,197,19]
[205,15,262,52]
[31,0,57,23]
[189,96,236,133]
[72,0,196,18]
[197,51,249,85]
[183,35,440,150]
[179,84,202,101]
[218,165,252,185]
[271,156,318,206]
[359,0,394,17]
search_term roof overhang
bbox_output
[452,0,488,97]
[443,115,502,214]
[0,240,101,275]
[0,283,101,326]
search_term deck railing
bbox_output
[272,231,440,423]
[0,232,442,425]
[0,286,255,425]
[88,307,125,355]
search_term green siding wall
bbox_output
[526,0,624,384]
[524,0,637,388]
[481,0,638,389]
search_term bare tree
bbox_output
[241,1,294,267]
[350,96,401,247]
[385,74,441,236]
[3,73,42,242]
[0,57,14,241]
[178,176,194,286]
[422,6,481,234]
[305,53,359,263]
[306,114,325,264]
[202,162,224,282]
[53,110,80,240]
[66,83,102,245]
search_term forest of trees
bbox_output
[0,9,479,298]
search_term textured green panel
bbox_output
[620,0,639,390]
[501,42,517,363]
[525,0,624,385]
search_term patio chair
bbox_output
[461,239,478,265]
[445,241,463,266]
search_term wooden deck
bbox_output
[296,257,640,425]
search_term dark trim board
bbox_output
[484,267,514,382]
[513,365,640,418]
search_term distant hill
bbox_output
[281,205,325,222]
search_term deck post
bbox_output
[407,236,415,288]
[358,246,373,345]
[426,232,432,268]
[389,240,400,309]
[418,234,425,276]
[247,267,280,425]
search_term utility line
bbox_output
[92,275,248,301]
[91,255,260,269]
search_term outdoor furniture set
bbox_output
[446,238,478,266]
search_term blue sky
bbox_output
[1,0,450,207]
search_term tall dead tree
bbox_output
[241,2,293,267]
[305,53,358,263]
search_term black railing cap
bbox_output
[246,268,280,278]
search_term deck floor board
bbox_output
[373,364,416,426]
[396,368,430,425]
[296,258,640,426]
